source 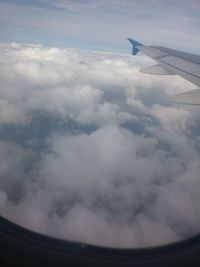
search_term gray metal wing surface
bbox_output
[128,38,200,106]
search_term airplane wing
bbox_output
[128,38,200,106]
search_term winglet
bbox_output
[127,38,143,55]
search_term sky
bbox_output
[0,0,200,249]
[0,0,200,53]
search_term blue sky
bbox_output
[0,0,200,53]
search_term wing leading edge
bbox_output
[128,38,200,106]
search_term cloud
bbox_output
[0,42,200,248]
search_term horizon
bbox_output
[0,0,200,54]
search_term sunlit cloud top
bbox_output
[0,42,200,248]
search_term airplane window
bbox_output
[0,0,200,249]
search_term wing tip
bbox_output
[127,38,143,55]
[127,38,143,47]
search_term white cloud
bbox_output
[0,42,200,248]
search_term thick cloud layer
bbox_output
[0,42,200,248]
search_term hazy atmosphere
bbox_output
[0,0,200,52]
[0,0,200,248]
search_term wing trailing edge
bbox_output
[171,89,200,106]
